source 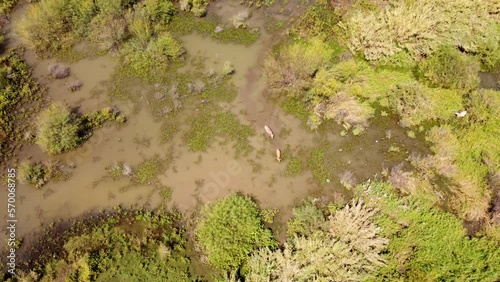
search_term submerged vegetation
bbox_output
[1,0,500,280]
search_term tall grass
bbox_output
[342,0,500,68]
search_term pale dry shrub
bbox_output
[247,199,387,281]
[339,170,357,189]
[68,80,82,91]
[88,14,127,51]
[329,198,388,271]
[231,10,250,29]
[319,92,373,129]
[343,0,500,61]
[48,64,70,79]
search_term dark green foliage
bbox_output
[365,182,500,281]
[0,51,44,162]
[419,46,480,90]
[196,194,277,271]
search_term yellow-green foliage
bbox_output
[291,3,340,40]
[122,33,183,81]
[264,37,335,97]
[388,81,462,127]
[419,46,480,91]
[127,0,177,45]
[180,0,207,17]
[36,103,81,155]
[0,0,17,16]
[16,211,195,281]
[343,0,500,64]
[67,0,97,36]
[17,0,75,54]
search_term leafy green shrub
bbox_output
[36,103,81,155]
[18,161,48,188]
[180,0,207,17]
[291,3,340,40]
[81,107,125,129]
[196,194,277,272]
[67,0,97,36]
[419,46,480,90]
[88,13,128,51]
[15,211,195,281]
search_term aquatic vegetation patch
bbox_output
[183,105,255,157]
[285,157,304,176]
[0,50,45,163]
[133,154,167,185]
[167,13,260,46]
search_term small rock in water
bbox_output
[215,26,224,33]
[122,164,133,176]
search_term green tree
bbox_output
[196,194,277,272]
[36,103,81,155]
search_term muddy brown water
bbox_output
[0,2,426,249]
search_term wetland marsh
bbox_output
[1,0,499,281]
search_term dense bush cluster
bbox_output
[13,210,196,281]
[17,0,179,55]
[36,103,124,155]
[195,194,277,272]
